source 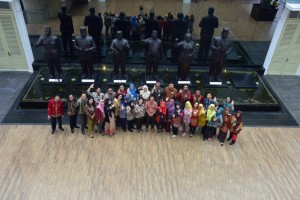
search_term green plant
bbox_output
[260,0,272,9]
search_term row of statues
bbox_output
[33,6,231,82]
[34,26,231,82]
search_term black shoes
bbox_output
[51,130,55,135]
[59,127,64,131]
[74,125,80,128]
[230,141,235,145]
[128,129,133,132]
[82,131,85,134]
[226,137,232,141]
[71,129,74,133]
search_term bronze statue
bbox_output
[142,30,163,80]
[34,26,62,78]
[75,27,96,79]
[174,33,195,81]
[198,7,219,59]
[209,27,232,82]
[110,31,130,79]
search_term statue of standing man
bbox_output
[75,27,96,79]
[209,27,232,82]
[142,30,163,81]
[34,26,62,79]
[174,33,195,81]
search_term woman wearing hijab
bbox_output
[203,104,217,141]
[139,85,151,101]
[182,101,192,136]
[127,83,138,102]
[85,98,96,138]
[165,99,175,132]
[171,102,183,137]
[218,107,233,146]
[197,103,206,135]
[104,98,116,136]
[227,111,243,145]
[156,101,167,133]
[95,99,105,135]
[189,102,199,137]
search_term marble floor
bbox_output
[25,0,284,41]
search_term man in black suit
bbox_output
[114,11,131,40]
[84,8,102,54]
[198,7,219,59]
[171,12,188,42]
[58,6,74,58]
[140,7,159,39]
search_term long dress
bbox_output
[104,105,116,135]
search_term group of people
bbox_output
[48,81,243,146]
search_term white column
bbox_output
[263,7,289,75]
[11,0,34,72]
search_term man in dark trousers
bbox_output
[198,7,219,60]
[58,6,74,58]
[114,11,131,40]
[140,6,159,39]
[84,8,102,54]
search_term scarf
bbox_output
[97,100,105,118]
[198,103,205,115]
[167,99,175,116]
[185,101,192,109]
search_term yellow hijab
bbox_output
[185,101,192,109]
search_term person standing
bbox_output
[140,7,159,39]
[58,6,74,58]
[192,89,204,105]
[75,93,88,134]
[126,101,135,132]
[134,98,146,132]
[104,99,116,136]
[203,104,217,141]
[75,27,96,79]
[176,85,192,106]
[182,101,192,136]
[227,111,243,145]
[138,85,151,102]
[218,107,233,146]
[114,11,131,40]
[85,98,95,138]
[189,102,199,137]
[171,102,183,138]
[145,96,158,132]
[165,99,175,132]
[197,103,206,135]
[104,12,111,36]
[95,99,105,135]
[198,7,218,60]
[84,8,102,52]
[163,83,178,100]
[119,96,128,132]
[86,83,104,105]
[156,101,167,133]
[47,95,64,135]
[66,95,77,133]
[151,81,164,104]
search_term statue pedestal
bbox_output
[201,75,227,88]
[175,75,193,86]
[108,74,130,86]
[142,74,164,86]
[42,73,69,85]
[183,0,191,3]
[77,73,101,85]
